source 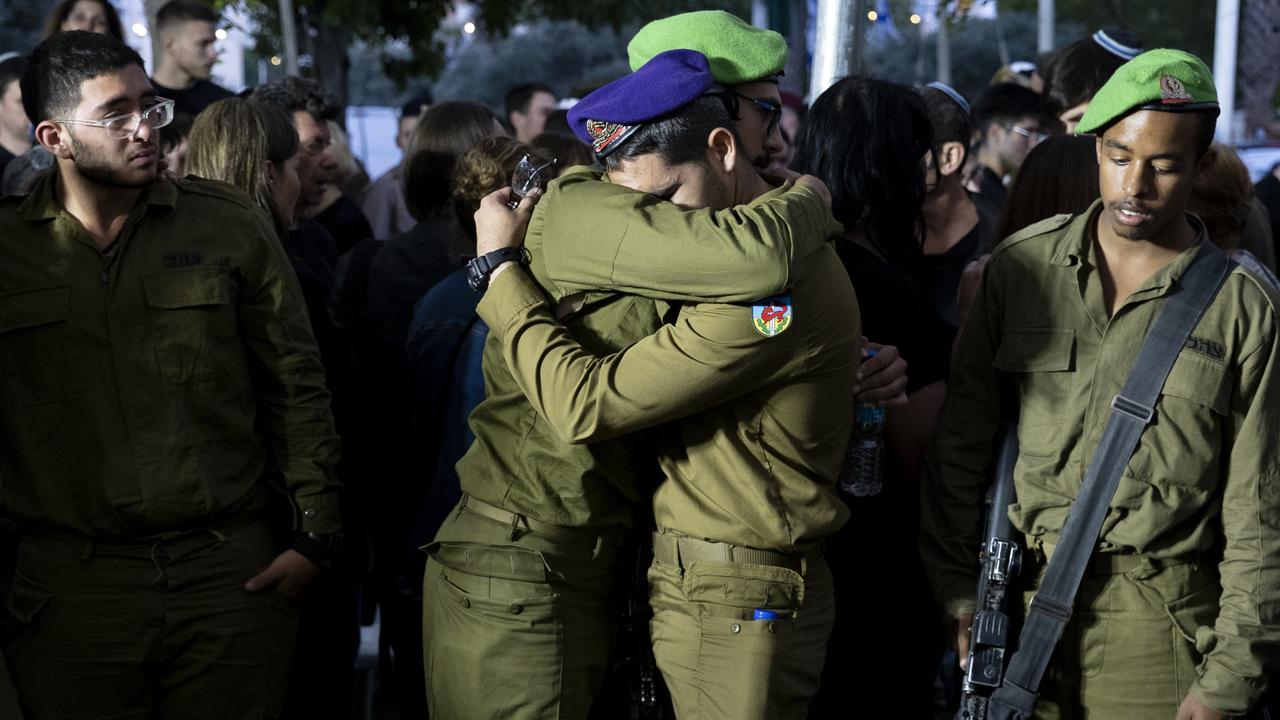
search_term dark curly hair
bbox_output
[250,75,338,123]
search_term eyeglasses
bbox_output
[1006,124,1049,145]
[56,98,175,139]
[714,91,783,136]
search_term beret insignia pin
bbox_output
[585,119,636,156]
[1159,74,1193,104]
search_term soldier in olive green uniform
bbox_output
[473,49,858,720]
[420,60,837,720]
[922,51,1280,719]
[0,34,340,719]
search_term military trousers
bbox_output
[647,534,836,720]
[1,514,299,720]
[421,495,623,720]
[1025,554,1220,720]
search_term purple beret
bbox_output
[568,49,716,158]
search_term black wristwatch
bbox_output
[291,531,342,570]
[466,247,530,294]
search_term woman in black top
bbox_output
[792,76,954,719]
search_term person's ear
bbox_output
[939,141,966,176]
[264,159,278,189]
[706,126,737,174]
[35,120,71,159]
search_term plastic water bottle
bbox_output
[839,352,886,496]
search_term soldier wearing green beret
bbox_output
[922,49,1280,719]
[420,50,845,720]
[465,49,860,720]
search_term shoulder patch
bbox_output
[752,295,792,337]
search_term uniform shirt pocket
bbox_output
[1121,353,1230,504]
[994,327,1075,459]
[0,285,87,406]
[142,269,237,384]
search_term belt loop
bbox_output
[591,534,603,561]
[80,540,94,561]
[504,512,520,542]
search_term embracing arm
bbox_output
[477,265,798,443]
[532,168,839,303]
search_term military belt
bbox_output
[651,531,822,574]
[459,494,626,548]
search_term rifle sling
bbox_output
[986,242,1235,719]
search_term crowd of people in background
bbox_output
[1,2,1280,720]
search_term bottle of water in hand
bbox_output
[839,351,886,497]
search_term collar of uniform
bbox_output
[1049,199,1104,267]
[17,171,177,222]
[1066,198,1211,297]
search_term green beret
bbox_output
[1075,48,1218,135]
[627,10,787,86]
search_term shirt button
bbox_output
[460,597,470,609]
[303,509,317,519]
[100,272,109,283]
[509,603,523,615]
[730,623,741,634]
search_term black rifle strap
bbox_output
[987,242,1235,720]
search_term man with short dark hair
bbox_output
[504,82,556,142]
[361,95,429,239]
[252,76,338,219]
[150,0,233,117]
[971,82,1049,221]
[0,31,339,719]
[919,82,996,325]
[0,56,30,174]
[1042,28,1144,132]
[923,49,1280,720]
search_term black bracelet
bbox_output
[291,531,341,570]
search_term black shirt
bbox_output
[313,196,374,256]
[912,193,997,327]
[973,164,1007,228]
[837,240,955,394]
[0,146,15,178]
[150,78,234,117]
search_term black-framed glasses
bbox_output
[56,98,175,139]
[713,91,783,136]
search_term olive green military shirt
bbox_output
[921,200,1280,712]
[456,167,835,529]
[0,172,340,538]
[475,165,859,550]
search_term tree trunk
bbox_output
[310,19,349,117]
[1239,0,1280,138]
